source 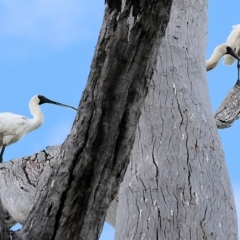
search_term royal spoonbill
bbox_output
[206,44,240,71]
[224,24,240,65]
[0,95,77,163]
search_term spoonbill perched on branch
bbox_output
[206,44,240,71]
[224,24,240,65]
[0,95,77,163]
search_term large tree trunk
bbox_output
[0,1,174,239]
[0,0,238,239]
[115,0,238,239]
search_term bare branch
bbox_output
[11,2,173,239]
[215,80,240,128]
[0,146,60,228]
[0,145,118,231]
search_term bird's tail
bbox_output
[223,55,235,65]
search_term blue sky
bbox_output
[0,0,239,238]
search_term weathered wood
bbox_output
[0,145,117,230]
[3,0,237,238]
[0,200,9,240]
[115,0,238,239]
[105,0,121,11]
[0,1,173,239]
[215,80,240,128]
[0,146,60,228]
[105,193,118,227]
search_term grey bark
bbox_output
[0,146,60,229]
[215,80,240,128]
[0,1,173,239]
[105,193,118,227]
[115,0,238,239]
[0,145,116,229]
[1,0,238,239]
[0,200,9,240]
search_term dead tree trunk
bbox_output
[0,1,174,239]
[115,0,238,239]
[1,1,237,239]
[0,145,117,229]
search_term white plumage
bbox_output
[206,44,240,71]
[0,95,77,163]
[224,24,240,65]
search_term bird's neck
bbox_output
[206,46,224,71]
[26,104,44,133]
[206,53,222,71]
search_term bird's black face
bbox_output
[226,46,240,61]
[38,95,77,111]
[38,95,53,105]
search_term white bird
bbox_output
[224,24,240,65]
[0,95,77,163]
[206,44,240,71]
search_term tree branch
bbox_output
[0,146,118,230]
[215,80,240,128]
[13,2,173,239]
[0,200,10,240]
[0,1,173,239]
[0,146,59,228]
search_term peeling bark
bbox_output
[115,0,238,239]
[0,1,173,239]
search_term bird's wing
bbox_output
[0,113,29,145]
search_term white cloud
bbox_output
[0,0,104,58]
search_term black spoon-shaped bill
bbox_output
[38,95,78,111]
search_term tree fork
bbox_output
[0,1,173,239]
